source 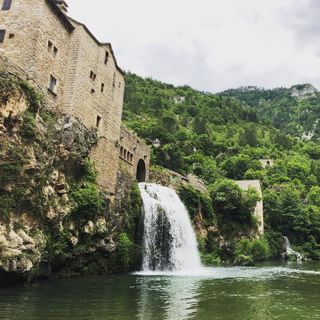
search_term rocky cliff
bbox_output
[0,71,142,283]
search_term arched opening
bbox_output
[136,159,146,182]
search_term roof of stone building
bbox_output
[45,0,124,75]
[45,0,75,32]
[235,180,262,194]
[67,17,124,75]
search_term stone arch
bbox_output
[136,159,146,182]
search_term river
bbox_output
[0,261,320,320]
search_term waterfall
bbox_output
[139,183,202,273]
[282,236,303,262]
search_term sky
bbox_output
[67,0,320,92]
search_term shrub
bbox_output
[250,238,270,261]
[179,184,215,225]
[234,237,270,263]
[116,233,133,268]
[20,111,36,139]
[0,163,22,184]
[264,231,283,258]
[201,253,221,265]
[235,239,251,257]
[71,183,104,220]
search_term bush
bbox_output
[201,253,221,265]
[116,233,133,268]
[210,179,260,229]
[250,238,270,261]
[71,183,104,220]
[235,239,251,257]
[233,254,254,266]
[234,237,270,263]
[20,112,37,139]
[179,184,215,225]
[0,163,22,184]
[264,231,283,259]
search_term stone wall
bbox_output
[119,126,151,182]
[149,166,208,194]
[0,0,72,109]
[63,20,125,193]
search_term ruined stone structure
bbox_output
[259,159,274,168]
[235,180,264,236]
[0,0,151,194]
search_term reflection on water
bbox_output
[0,263,320,320]
[137,276,200,320]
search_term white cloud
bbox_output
[67,0,320,92]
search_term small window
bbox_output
[104,51,109,65]
[112,73,116,87]
[120,146,124,157]
[53,46,58,56]
[9,33,14,39]
[130,154,133,163]
[0,30,6,43]
[2,0,12,10]
[90,71,96,81]
[118,82,121,88]
[91,88,95,94]
[48,75,57,93]
[48,41,53,51]
[96,115,102,128]
[101,83,105,92]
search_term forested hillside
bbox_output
[123,73,320,261]
[220,84,320,139]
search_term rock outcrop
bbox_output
[0,71,143,283]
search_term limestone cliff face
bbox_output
[0,72,142,283]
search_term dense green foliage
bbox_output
[179,185,215,225]
[210,180,260,231]
[123,73,320,260]
[220,84,320,139]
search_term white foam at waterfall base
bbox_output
[138,183,202,274]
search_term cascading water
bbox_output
[139,183,202,273]
[282,236,303,262]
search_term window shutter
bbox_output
[2,0,12,10]
[0,30,6,43]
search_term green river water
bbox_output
[0,262,320,320]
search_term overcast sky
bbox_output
[67,0,320,92]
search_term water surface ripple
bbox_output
[0,262,320,320]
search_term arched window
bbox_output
[136,159,146,182]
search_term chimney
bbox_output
[55,0,68,14]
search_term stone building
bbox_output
[235,180,264,236]
[119,126,151,183]
[0,0,151,194]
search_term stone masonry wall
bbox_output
[0,0,72,109]
[119,126,151,181]
[62,21,125,193]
